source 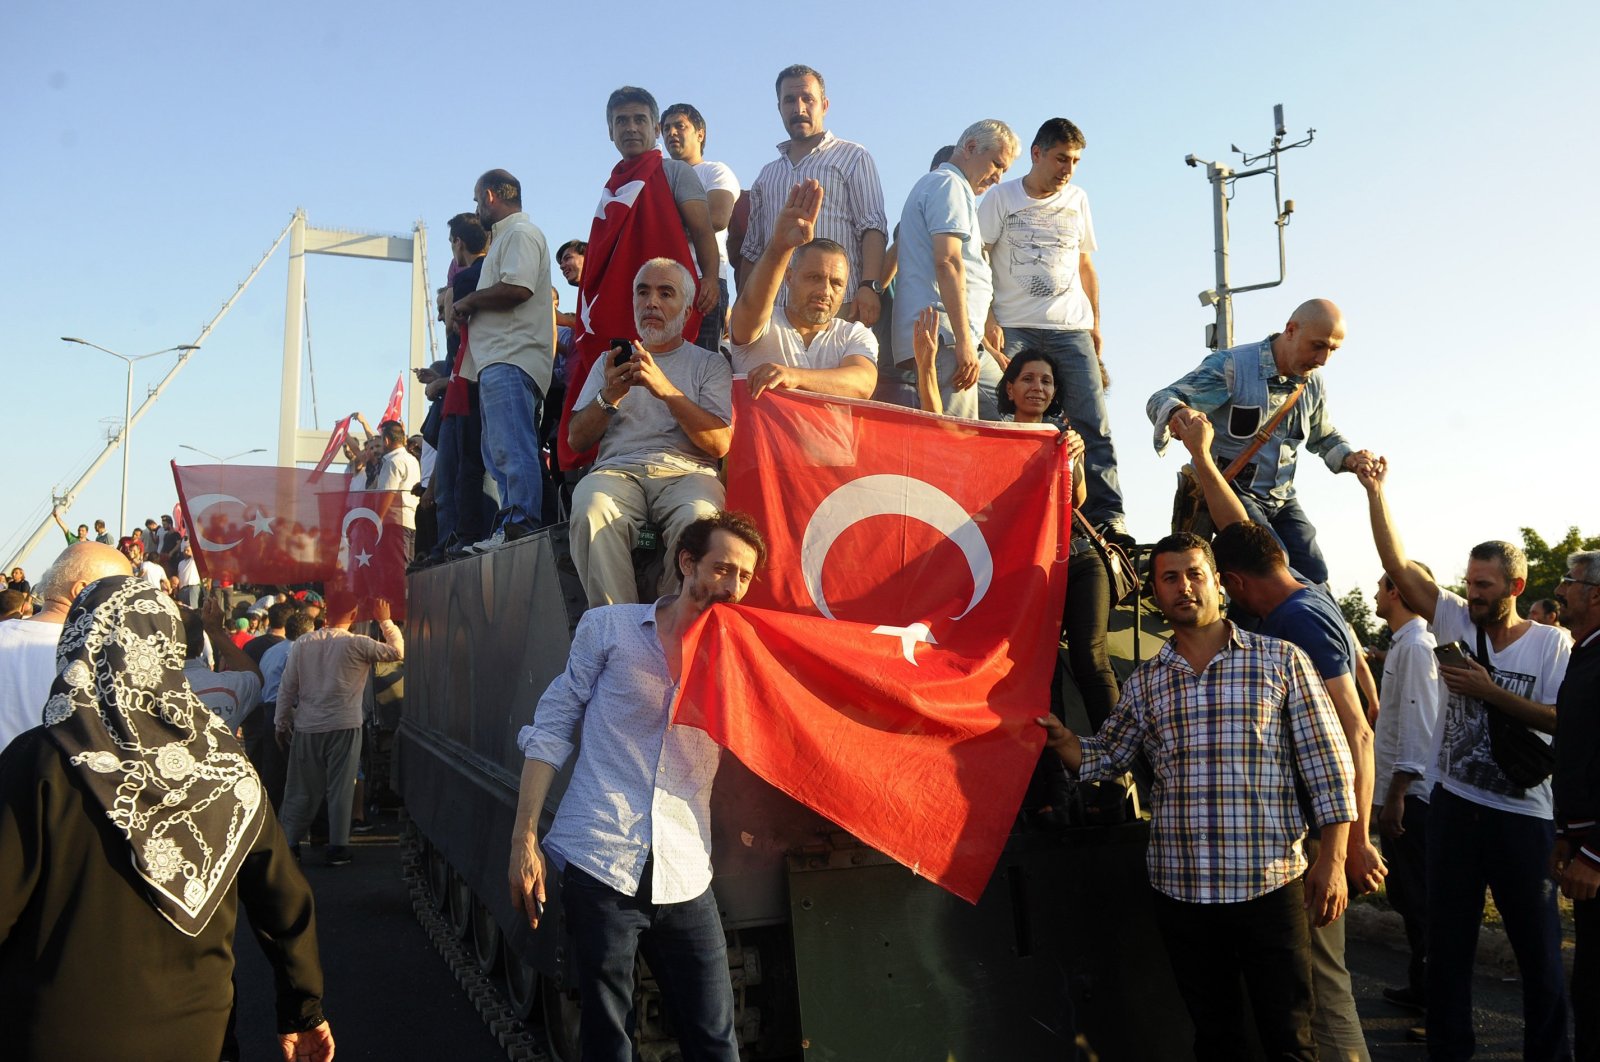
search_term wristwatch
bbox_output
[859,280,883,295]
[594,392,620,416]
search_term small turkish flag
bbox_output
[380,374,406,427]
[673,389,1072,902]
[312,414,354,477]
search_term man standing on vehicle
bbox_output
[1148,299,1377,585]
[660,102,739,351]
[507,511,767,1062]
[1039,531,1355,1061]
[1358,460,1571,1059]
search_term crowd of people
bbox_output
[0,61,1594,1062]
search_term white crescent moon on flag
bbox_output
[799,474,992,622]
[187,494,247,552]
[341,507,384,545]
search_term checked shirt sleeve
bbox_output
[1076,672,1150,782]
[1281,643,1357,829]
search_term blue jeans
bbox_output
[1231,489,1329,587]
[562,864,739,1062]
[1425,785,1568,1061]
[695,279,729,352]
[1003,328,1125,526]
[477,363,544,531]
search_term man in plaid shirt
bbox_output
[1040,531,1356,1061]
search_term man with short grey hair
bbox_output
[0,541,132,751]
[566,258,732,607]
[891,119,1018,418]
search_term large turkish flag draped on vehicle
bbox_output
[672,389,1073,903]
[172,463,408,620]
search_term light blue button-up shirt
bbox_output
[517,599,721,903]
[1146,335,1354,503]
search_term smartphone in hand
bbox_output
[1434,641,1472,669]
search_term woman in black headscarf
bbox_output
[0,576,335,1061]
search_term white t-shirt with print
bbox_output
[1427,590,1569,818]
[977,179,1098,330]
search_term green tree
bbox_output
[1337,586,1384,648]
[1519,525,1600,610]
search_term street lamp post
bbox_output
[62,338,200,538]
[179,445,267,464]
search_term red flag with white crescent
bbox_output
[558,149,703,470]
[312,414,354,476]
[380,374,406,427]
[672,389,1072,903]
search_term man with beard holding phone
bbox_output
[1359,459,1571,1060]
[567,258,733,607]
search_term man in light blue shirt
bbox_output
[508,512,767,1062]
[891,119,1018,419]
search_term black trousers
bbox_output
[1151,880,1317,1062]
[1577,893,1598,1062]
[1380,794,1430,997]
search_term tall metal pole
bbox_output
[4,215,296,574]
[1208,162,1235,349]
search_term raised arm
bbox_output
[729,179,820,347]
[910,306,942,415]
[1357,459,1438,623]
[1174,414,1249,529]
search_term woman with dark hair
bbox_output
[997,350,1120,733]
[0,576,333,1061]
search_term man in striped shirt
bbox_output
[1040,531,1356,1061]
[741,64,888,326]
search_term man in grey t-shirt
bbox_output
[567,258,732,608]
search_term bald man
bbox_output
[1148,299,1376,585]
[0,542,133,750]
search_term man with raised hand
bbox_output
[728,179,877,401]
[508,512,766,1062]
[1039,531,1354,1061]
[1359,459,1570,1060]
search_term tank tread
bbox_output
[402,828,548,1062]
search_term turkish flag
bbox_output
[557,149,703,470]
[673,389,1073,902]
[172,463,348,588]
[380,374,406,427]
[172,463,408,622]
[311,413,354,477]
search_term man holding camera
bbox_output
[1359,459,1570,1059]
[566,258,731,608]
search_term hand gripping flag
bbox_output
[173,463,408,622]
[311,413,355,477]
[557,149,703,470]
[672,390,1073,902]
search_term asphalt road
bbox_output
[231,813,1550,1061]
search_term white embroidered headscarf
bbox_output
[43,576,265,937]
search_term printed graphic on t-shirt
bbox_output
[1437,664,1536,796]
[996,205,1083,300]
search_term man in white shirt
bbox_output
[1361,459,1571,1059]
[728,180,876,400]
[175,539,202,608]
[661,102,739,352]
[1371,567,1442,1013]
[0,542,131,751]
[979,117,1129,543]
[373,420,422,562]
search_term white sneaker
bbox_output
[463,529,505,555]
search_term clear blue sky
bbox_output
[4,1,1594,603]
